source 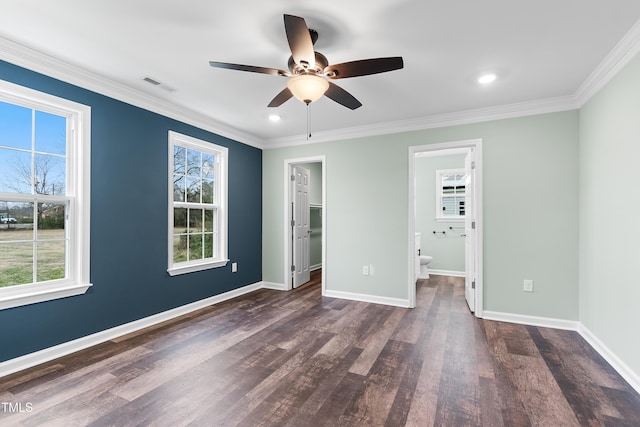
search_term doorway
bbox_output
[284,156,326,294]
[408,140,483,316]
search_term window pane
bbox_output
[0,148,32,194]
[173,175,185,202]
[202,153,215,178]
[37,202,65,233]
[173,208,188,263]
[0,201,33,238]
[204,233,213,259]
[189,234,203,261]
[186,149,201,177]
[35,111,66,155]
[37,240,65,282]
[0,101,32,150]
[173,234,187,263]
[174,146,185,174]
[174,207,187,228]
[442,196,465,216]
[204,209,214,232]
[0,242,34,288]
[442,197,455,215]
[186,177,201,203]
[189,209,203,232]
[34,154,65,195]
[202,179,214,204]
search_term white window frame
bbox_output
[435,168,466,221]
[0,80,91,310]
[167,131,228,276]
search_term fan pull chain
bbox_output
[306,102,311,141]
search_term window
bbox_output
[436,168,466,220]
[168,131,228,276]
[0,80,91,310]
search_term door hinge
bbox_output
[291,219,295,227]
[472,221,476,229]
[471,161,476,169]
[290,174,295,181]
[291,265,295,272]
[472,280,476,289]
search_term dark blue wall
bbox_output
[0,61,262,362]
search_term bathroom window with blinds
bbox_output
[436,169,466,220]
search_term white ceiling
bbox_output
[1,1,640,148]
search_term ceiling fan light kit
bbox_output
[286,74,329,104]
[209,14,404,110]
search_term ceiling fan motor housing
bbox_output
[287,51,329,76]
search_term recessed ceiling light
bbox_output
[268,114,281,122]
[478,73,497,84]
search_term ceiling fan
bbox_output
[209,14,404,110]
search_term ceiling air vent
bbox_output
[143,76,161,86]
[142,76,176,92]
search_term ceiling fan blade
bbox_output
[324,82,362,110]
[209,61,290,77]
[283,14,315,69]
[324,57,404,79]
[268,87,293,107]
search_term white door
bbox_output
[292,166,311,288]
[464,149,476,312]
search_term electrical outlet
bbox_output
[523,279,533,292]
[369,264,375,276]
[232,262,237,273]
[362,265,369,276]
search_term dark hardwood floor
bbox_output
[1,271,639,426]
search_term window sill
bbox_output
[0,281,93,311]
[167,259,229,276]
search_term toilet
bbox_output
[419,255,432,279]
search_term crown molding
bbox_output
[264,95,578,148]
[265,19,640,149]
[3,14,639,152]
[0,36,264,149]
[575,18,640,107]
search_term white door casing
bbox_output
[464,149,476,312]
[292,166,311,288]
[408,140,482,315]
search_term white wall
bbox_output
[579,52,640,378]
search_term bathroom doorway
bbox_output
[408,140,483,315]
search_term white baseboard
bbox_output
[482,310,640,395]
[310,264,322,272]
[482,311,579,330]
[429,269,465,277]
[0,281,263,379]
[261,281,287,291]
[324,289,410,308]
[577,323,640,394]
[4,288,638,396]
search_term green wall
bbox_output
[263,110,580,318]
[415,153,466,272]
[579,53,640,377]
